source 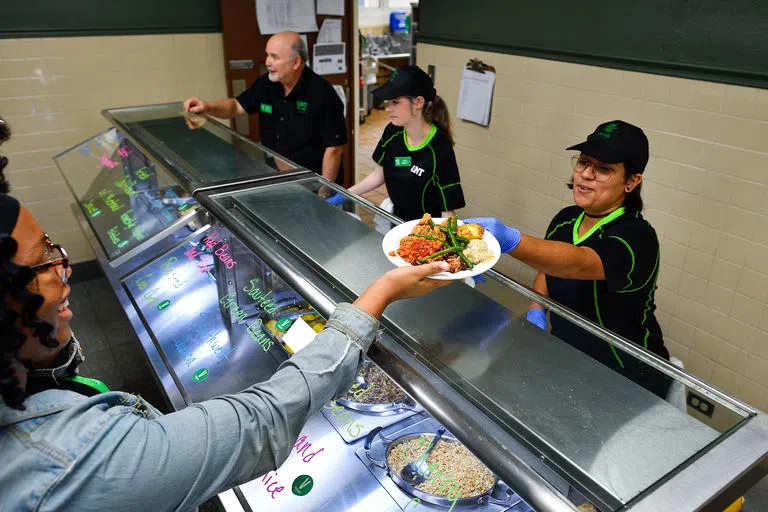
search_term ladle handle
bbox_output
[424,426,446,457]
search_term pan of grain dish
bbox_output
[336,360,418,414]
[364,430,512,508]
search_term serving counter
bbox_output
[55,103,768,512]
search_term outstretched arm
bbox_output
[52,263,450,512]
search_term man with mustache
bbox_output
[184,31,346,183]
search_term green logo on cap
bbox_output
[388,70,399,83]
[597,123,619,138]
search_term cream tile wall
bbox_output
[0,34,227,262]
[418,43,768,411]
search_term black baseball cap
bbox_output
[372,65,436,102]
[566,120,649,173]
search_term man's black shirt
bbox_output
[236,67,346,174]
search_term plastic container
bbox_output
[389,11,408,33]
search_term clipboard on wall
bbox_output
[456,59,496,127]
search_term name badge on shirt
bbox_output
[260,103,273,114]
[394,156,411,167]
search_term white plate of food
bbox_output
[381,215,501,280]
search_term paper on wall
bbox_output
[317,0,344,16]
[255,0,318,35]
[318,18,342,43]
[456,68,496,127]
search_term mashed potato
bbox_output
[463,239,493,265]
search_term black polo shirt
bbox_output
[544,205,671,397]
[236,67,346,174]
[372,123,465,221]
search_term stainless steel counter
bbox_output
[56,103,768,512]
[199,176,768,511]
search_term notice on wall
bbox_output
[318,18,342,43]
[317,0,344,16]
[256,0,318,35]
[456,68,496,127]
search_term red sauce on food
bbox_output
[397,237,442,263]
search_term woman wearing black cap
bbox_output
[466,120,672,398]
[330,65,465,221]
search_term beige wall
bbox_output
[418,43,768,411]
[0,34,227,262]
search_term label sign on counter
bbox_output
[120,224,295,404]
[192,368,210,382]
[291,475,314,497]
[276,318,293,331]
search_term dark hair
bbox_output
[408,94,454,145]
[0,236,60,410]
[1,117,58,410]
[0,117,10,193]
[0,117,9,145]
[567,160,644,212]
[622,161,643,212]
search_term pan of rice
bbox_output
[336,360,418,414]
[365,429,510,508]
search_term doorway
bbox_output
[356,0,417,206]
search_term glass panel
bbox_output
[54,128,198,262]
[103,103,300,189]
[121,223,323,404]
[210,176,749,507]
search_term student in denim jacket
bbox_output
[0,117,450,511]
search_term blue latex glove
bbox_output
[526,309,547,330]
[326,192,345,206]
[462,217,521,253]
[472,274,486,284]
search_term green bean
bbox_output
[418,246,461,263]
[412,233,442,242]
[456,235,470,244]
[427,218,436,228]
[457,250,474,270]
[440,225,458,247]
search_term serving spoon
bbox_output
[399,426,446,486]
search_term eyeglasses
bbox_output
[29,234,70,284]
[571,155,617,183]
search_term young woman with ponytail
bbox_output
[329,65,466,221]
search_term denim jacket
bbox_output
[0,303,378,511]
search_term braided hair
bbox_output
[1,118,60,410]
